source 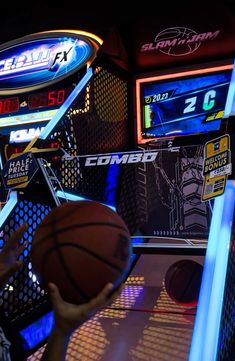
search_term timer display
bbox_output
[28,89,68,110]
[0,97,19,114]
[0,87,72,117]
[140,69,232,140]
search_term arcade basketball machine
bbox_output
[0,28,131,360]
[134,59,235,361]
[0,18,235,361]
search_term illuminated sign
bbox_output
[84,152,158,166]
[63,151,159,166]
[140,27,220,56]
[9,127,45,143]
[2,152,38,189]
[136,64,233,143]
[202,134,231,201]
[0,87,72,129]
[0,30,102,94]
[19,311,54,350]
[0,109,57,128]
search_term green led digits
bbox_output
[203,90,216,111]
[183,89,216,114]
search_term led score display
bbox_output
[0,88,71,115]
[0,97,18,114]
[143,82,228,126]
[142,72,231,138]
[28,89,68,110]
[136,65,233,143]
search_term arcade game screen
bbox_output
[138,67,232,141]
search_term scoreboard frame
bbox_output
[135,60,234,144]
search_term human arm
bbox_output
[41,282,121,361]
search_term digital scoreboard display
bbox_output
[137,66,233,142]
[0,86,73,132]
[0,87,72,116]
[0,89,69,115]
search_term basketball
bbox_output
[164,259,203,307]
[30,200,132,304]
[154,27,200,56]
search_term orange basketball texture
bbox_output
[164,259,203,306]
[31,201,132,304]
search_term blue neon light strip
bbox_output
[0,153,3,170]
[0,191,18,228]
[56,190,88,201]
[104,162,120,208]
[20,311,54,350]
[203,180,235,361]
[56,190,116,212]
[0,109,57,128]
[39,67,93,140]
[189,193,224,361]
[224,60,235,117]
[189,180,235,361]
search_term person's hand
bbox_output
[48,282,122,336]
[0,222,28,289]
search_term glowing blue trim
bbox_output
[224,61,235,117]
[0,153,3,170]
[203,180,235,361]
[189,180,235,361]
[20,311,54,350]
[56,190,116,212]
[0,109,57,128]
[104,162,120,208]
[0,32,98,93]
[0,191,18,228]
[56,190,88,202]
[39,67,93,140]
[189,194,223,361]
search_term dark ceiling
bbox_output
[1,0,235,74]
[1,1,235,44]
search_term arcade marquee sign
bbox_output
[140,27,220,56]
[0,30,102,94]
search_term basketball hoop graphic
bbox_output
[155,27,201,56]
[140,27,220,56]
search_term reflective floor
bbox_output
[28,253,204,361]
